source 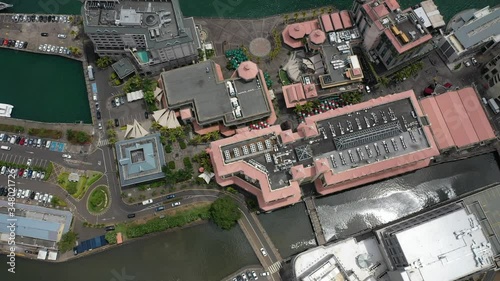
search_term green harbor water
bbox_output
[0,48,91,123]
[3,0,498,21]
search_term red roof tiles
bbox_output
[340,11,353,28]
[321,14,334,32]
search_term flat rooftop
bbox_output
[161,60,271,126]
[115,133,166,187]
[294,237,390,281]
[220,97,429,190]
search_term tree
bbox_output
[312,10,317,19]
[320,7,326,15]
[96,56,113,69]
[144,90,155,105]
[293,13,299,22]
[209,196,241,230]
[301,11,307,20]
[105,231,117,244]
[58,231,78,252]
[283,14,289,24]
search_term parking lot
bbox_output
[0,13,83,59]
[0,153,49,169]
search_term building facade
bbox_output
[351,0,441,73]
[82,0,200,75]
[481,53,500,99]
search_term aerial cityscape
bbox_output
[0,0,499,280]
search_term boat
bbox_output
[0,103,14,118]
[0,2,13,11]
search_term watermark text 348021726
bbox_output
[6,172,17,274]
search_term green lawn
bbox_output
[57,172,102,199]
[87,185,110,213]
[279,69,292,86]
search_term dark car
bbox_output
[155,206,165,212]
[105,225,115,231]
[166,194,175,199]
[114,119,119,127]
[41,32,48,37]
[42,140,47,147]
[18,168,24,177]
[25,250,34,254]
[15,136,21,144]
[96,111,101,120]
[27,170,33,178]
[23,42,28,49]
[127,213,136,219]
[29,191,36,200]
[28,138,33,145]
[111,100,116,108]
[145,111,149,119]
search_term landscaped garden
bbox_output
[279,69,292,86]
[66,129,92,145]
[87,185,110,213]
[57,172,103,199]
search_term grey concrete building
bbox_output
[481,53,500,99]
[82,0,201,75]
[115,133,166,187]
[437,6,500,63]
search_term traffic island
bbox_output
[87,185,110,214]
[56,170,103,199]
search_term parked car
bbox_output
[114,97,120,107]
[57,34,67,39]
[41,32,48,37]
[127,213,136,218]
[464,60,471,67]
[156,206,165,211]
[62,154,71,159]
[96,110,101,120]
[166,194,175,199]
[172,202,181,207]
[34,192,40,201]
[145,111,149,119]
[47,194,53,203]
[26,158,32,166]
[105,225,115,231]
[40,172,46,180]
[471,57,478,66]
[114,119,119,127]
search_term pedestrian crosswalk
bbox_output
[268,261,282,274]
[97,139,110,147]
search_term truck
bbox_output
[91,83,98,101]
[87,65,94,81]
[488,98,499,114]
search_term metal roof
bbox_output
[111,58,136,79]
[454,7,500,49]
[0,214,62,241]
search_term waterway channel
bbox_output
[0,222,258,281]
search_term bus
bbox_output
[87,65,94,81]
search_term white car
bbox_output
[26,158,32,166]
[365,85,371,93]
[40,172,46,180]
[260,272,269,277]
[47,195,53,204]
[31,171,37,179]
[260,248,267,256]
[464,60,471,67]
[471,57,478,66]
[62,154,71,159]
[34,192,40,201]
[172,202,181,207]
[57,34,67,39]
[42,194,49,203]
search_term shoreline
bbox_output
[1,219,211,263]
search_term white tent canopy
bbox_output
[37,249,47,260]
[125,120,149,139]
[152,109,181,129]
[126,90,144,102]
[198,171,215,184]
[154,87,163,103]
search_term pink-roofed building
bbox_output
[330,13,343,31]
[282,83,318,108]
[282,20,321,49]
[339,11,353,29]
[321,14,334,32]
[352,0,435,72]
[209,89,450,211]
[419,87,496,150]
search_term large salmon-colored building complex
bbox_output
[208,87,495,211]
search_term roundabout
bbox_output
[87,185,111,215]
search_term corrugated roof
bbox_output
[454,7,500,49]
[0,214,62,241]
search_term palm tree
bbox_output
[328,7,334,13]
[293,13,299,22]
[312,10,317,19]
[283,14,289,24]
[301,11,307,20]
[320,7,326,15]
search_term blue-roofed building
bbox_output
[438,6,500,62]
[0,214,64,242]
[115,133,166,187]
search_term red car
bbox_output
[18,168,24,177]
[19,137,25,145]
[3,39,8,46]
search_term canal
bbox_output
[0,48,91,123]
[0,222,258,281]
